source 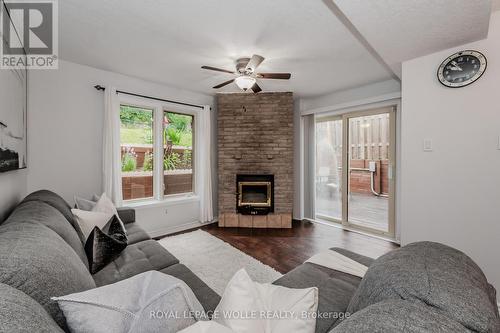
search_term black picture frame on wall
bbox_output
[0,0,28,173]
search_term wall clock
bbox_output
[437,50,487,88]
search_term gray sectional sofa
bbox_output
[1,190,499,332]
[0,190,220,332]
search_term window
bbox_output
[120,105,154,201]
[119,103,197,202]
[163,111,194,196]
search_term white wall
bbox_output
[0,169,26,222]
[401,11,500,297]
[299,79,401,114]
[28,60,214,236]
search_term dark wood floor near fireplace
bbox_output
[202,220,399,274]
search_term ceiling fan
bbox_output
[201,54,291,93]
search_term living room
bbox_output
[1,0,499,332]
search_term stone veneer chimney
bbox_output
[217,92,294,228]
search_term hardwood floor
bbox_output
[202,220,399,274]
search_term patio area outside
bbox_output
[316,192,389,232]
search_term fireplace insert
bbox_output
[236,174,274,215]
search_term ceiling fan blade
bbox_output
[213,79,235,89]
[251,82,262,93]
[256,73,291,80]
[245,55,265,72]
[201,66,235,74]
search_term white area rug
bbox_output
[158,230,282,295]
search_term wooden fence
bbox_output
[349,113,390,161]
[317,113,390,162]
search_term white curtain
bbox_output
[303,114,316,219]
[197,105,214,222]
[102,87,123,207]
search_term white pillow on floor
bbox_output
[213,269,318,333]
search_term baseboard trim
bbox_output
[150,220,216,239]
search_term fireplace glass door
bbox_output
[239,182,271,207]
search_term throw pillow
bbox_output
[71,208,114,240]
[85,215,127,274]
[214,269,318,333]
[52,271,206,333]
[93,193,127,233]
[74,196,97,211]
[179,321,235,333]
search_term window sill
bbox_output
[124,194,199,209]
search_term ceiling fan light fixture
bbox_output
[235,75,256,91]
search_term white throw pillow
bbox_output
[213,269,318,333]
[52,271,206,333]
[179,321,236,333]
[93,193,126,233]
[71,209,114,240]
[74,195,97,211]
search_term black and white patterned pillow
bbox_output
[84,215,127,274]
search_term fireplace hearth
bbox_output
[236,174,274,215]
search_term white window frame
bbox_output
[119,94,202,205]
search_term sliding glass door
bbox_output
[315,116,343,221]
[315,107,396,237]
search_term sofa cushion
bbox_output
[125,222,151,244]
[160,263,221,314]
[0,221,96,329]
[54,271,205,333]
[274,263,361,332]
[347,241,500,333]
[0,282,64,333]
[22,190,85,241]
[273,248,373,333]
[331,300,471,333]
[92,240,179,286]
[117,207,136,224]
[4,200,89,268]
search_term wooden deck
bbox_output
[316,193,389,232]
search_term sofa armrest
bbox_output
[117,207,135,224]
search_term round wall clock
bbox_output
[437,50,487,88]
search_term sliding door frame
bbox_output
[342,107,396,237]
[314,106,397,238]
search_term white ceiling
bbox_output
[59,0,493,98]
[59,0,392,98]
[332,0,492,77]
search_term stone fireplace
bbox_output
[217,92,294,228]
